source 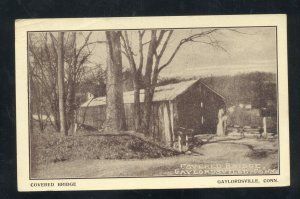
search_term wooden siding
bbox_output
[175,81,225,134]
[77,102,175,146]
[77,80,225,146]
[77,105,106,129]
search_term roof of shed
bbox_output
[80,79,224,107]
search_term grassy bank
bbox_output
[30,123,177,166]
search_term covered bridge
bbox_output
[77,79,225,146]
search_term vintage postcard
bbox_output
[16,14,289,191]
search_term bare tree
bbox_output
[28,33,61,131]
[121,30,145,131]
[57,32,67,135]
[121,29,227,133]
[64,32,95,134]
[28,32,96,134]
[29,62,49,132]
[105,31,127,132]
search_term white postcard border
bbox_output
[16,14,289,191]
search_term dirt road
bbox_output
[31,137,278,179]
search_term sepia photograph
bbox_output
[15,15,289,191]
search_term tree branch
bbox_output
[157,30,173,60]
[75,32,92,59]
[155,30,167,47]
[158,29,220,73]
[120,31,137,73]
[137,30,145,73]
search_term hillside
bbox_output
[158,72,277,108]
[201,72,276,107]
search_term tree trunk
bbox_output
[141,31,157,134]
[52,99,61,132]
[143,69,160,134]
[105,31,127,132]
[143,87,155,134]
[57,32,67,135]
[67,81,76,134]
[29,73,35,133]
[133,78,141,131]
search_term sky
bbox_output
[160,27,277,77]
[51,27,278,78]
